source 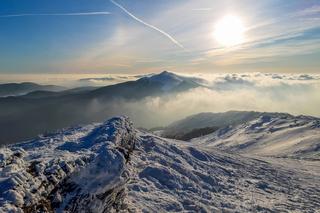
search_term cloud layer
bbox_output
[77,72,320,128]
[136,73,320,126]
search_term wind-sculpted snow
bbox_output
[1,116,320,212]
[126,132,320,212]
[191,114,320,159]
[0,116,136,212]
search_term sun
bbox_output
[214,15,245,47]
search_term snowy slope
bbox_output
[191,114,320,159]
[1,116,320,212]
[127,132,320,212]
[0,117,136,212]
[162,111,265,138]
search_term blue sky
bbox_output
[0,0,320,74]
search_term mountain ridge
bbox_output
[191,113,320,159]
[0,71,203,144]
[0,82,66,97]
[1,116,319,212]
[162,111,292,138]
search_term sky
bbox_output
[0,0,320,75]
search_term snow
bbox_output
[191,114,320,159]
[0,116,136,212]
[1,115,319,212]
[126,131,320,212]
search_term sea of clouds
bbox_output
[1,72,318,128]
[80,72,320,127]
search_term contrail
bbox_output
[0,12,111,18]
[110,0,185,50]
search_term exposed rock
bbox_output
[0,117,136,212]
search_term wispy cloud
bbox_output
[4,1,317,73]
[196,5,320,66]
[110,0,185,50]
[296,5,320,16]
[0,12,111,18]
[191,8,212,11]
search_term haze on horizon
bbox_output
[0,0,320,75]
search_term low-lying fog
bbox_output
[1,72,319,144]
[70,72,320,127]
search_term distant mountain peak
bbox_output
[158,70,175,76]
[150,70,181,80]
[140,71,203,92]
[150,70,179,79]
[136,71,183,91]
[161,70,170,74]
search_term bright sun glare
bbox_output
[214,15,245,47]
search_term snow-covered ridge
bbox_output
[1,115,320,212]
[191,114,320,159]
[0,117,136,212]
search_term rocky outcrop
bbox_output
[0,117,136,213]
